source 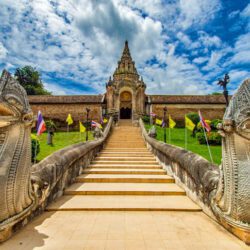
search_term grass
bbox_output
[145,124,222,165]
[33,131,94,162]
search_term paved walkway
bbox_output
[1,120,249,249]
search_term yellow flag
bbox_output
[79,121,86,133]
[103,118,108,123]
[66,114,73,125]
[185,116,195,131]
[169,115,176,129]
[155,118,162,126]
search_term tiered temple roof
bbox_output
[112,41,140,82]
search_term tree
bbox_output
[210,92,222,95]
[14,66,51,95]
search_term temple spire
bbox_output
[121,40,132,60]
[113,41,138,77]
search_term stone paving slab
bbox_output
[1,211,249,250]
[46,195,201,211]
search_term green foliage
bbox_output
[210,119,222,130]
[211,92,223,95]
[31,134,40,162]
[45,119,57,131]
[196,131,222,145]
[142,115,150,124]
[144,124,222,165]
[186,113,200,125]
[15,66,51,95]
[32,131,94,161]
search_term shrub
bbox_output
[45,119,57,132]
[142,115,150,124]
[186,113,200,125]
[196,131,222,145]
[210,119,222,131]
[196,132,206,144]
[31,134,40,162]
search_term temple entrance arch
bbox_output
[120,91,132,119]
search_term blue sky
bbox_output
[0,0,249,95]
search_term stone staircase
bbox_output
[47,120,201,212]
[4,120,247,250]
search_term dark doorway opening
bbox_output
[120,107,131,119]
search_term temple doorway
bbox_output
[120,107,131,119]
[120,91,132,119]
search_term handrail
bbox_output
[31,117,113,206]
[139,119,219,214]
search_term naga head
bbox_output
[0,70,33,126]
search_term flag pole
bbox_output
[185,127,187,150]
[202,126,213,163]
[169,127,171,144]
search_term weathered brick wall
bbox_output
[30,103,102,130]
[152,104,225,126]
[28,94,227,129]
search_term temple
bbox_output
[28,41,227,127]
[106,40,146,121]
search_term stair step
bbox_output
[99,152,153,154]
[87,165,162,169]
[101,151,150,154]
[76,174,174,183]
[46,195,201,211]
[85,168,165,174]
[102,148,149,151]
[64,183,186,196]
[95,157,155,160]
[98,154,153,157]
[92,161,157,165]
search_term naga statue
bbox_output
[213,78,250,244]
[0,70,35,241]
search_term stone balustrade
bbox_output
[31,117,113,210]
[139,119,220,218]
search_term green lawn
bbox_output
[145,124,221,165]
[33,131,94,162]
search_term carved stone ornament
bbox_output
[212,78,250,244]
[0,70,35,241]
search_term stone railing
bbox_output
[139,79,250,244]
[139,119,220,217]
[31,117,113,210]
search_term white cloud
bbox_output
[193,57,209,64]
[0,0,249,96]
[197,31,222,48]
[0,42,7,59]
[179,0,221,30]
[230,33,250,64]
[241,3,250,18]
